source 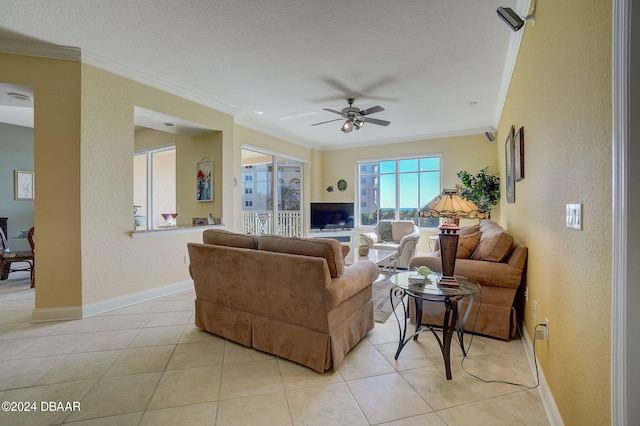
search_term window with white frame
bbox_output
[357,156,441,227]
[133,145,176,229]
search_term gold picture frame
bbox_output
[14,170,34,200]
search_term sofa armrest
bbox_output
[397,230,420,256]
[358,231,379,248]
[325,260,379,310]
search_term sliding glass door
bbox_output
[241,148,302,236]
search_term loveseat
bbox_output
[358,220,420,269]
[187,229,379,372]
[409,220,528,340]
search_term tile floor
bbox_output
[0,271,549,425]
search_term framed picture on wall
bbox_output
[514,126,525,181]
[196,158,213,202]
[505,126,515,203]
[14,170,34,200]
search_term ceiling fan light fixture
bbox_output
[354,119,364,129]
[341,119,353,133]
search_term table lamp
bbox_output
[419,189,485,286]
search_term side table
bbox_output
[389,271,480,380]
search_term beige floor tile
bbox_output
[49,317,111,335]
[100,301,162,316]
[156,299,194,312]
[15,332,91,358]
[0,355,64,391]
[139,402,217,426]
[347,372,433,424]
[166,340,226,370]
[178,324,220,344]
[145,311,192,328]
[35,350,122,385]
[495,389,550,425]
[223,340,274,364]
[287,381,368,426]
[104,345,175,377]
[400,365,491,410]
[367,319,404,345]
[437,398,524,425]
[0,298,33,310]
[99,313,153,331]
[219,358,284,400]
[0,309,33,324]
[217,392,292,425]
[338,344,395,380]
[1,380,95,426]
[376,339,444,371]
[127,325,185,348]
[278,357,344,390]
[0,321,62,340]
[378,413,448,425]
[62,412,143,425]
[64,372,162,422]
[0,322,19,334]
[147,365,222,410]
[73,329,139,353]
[0,337,38,361]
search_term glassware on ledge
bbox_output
[161,213,170,227]
[170,213,179,227]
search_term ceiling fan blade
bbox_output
[359,105,385,116]
[363,117,391,126]
[323,108,345,116]
[311,118,343,126]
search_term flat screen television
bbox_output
[310,202,355,230]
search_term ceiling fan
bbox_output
[311,98,390,133]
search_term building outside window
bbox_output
[358,156,441,227]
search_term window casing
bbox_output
[357,156,441,227]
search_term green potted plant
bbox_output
[456,167,500,217]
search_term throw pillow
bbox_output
[471,225,514,262]
[459,224,480,236]
[379,221,393,241]
[456,231,482,259]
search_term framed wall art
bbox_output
[514,126,525,181]
[196,158,213,202]
[505,126,515,203]
[14,170,34,201]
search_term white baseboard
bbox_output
[31,280,193,322]
[520,324,564,426]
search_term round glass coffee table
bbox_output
[389,271,480,380]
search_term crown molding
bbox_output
[81,50,240,116]
[0,40,80,61]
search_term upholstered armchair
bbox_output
[358,220,420,269]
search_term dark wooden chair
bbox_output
[0,226,34,287]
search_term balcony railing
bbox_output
[241,210,302,237]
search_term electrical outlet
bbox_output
[184,255,190,264]
[524,286,529,302]
[544,317,549,340]
[533,300,538,321]
[566,203,582,230]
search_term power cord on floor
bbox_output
[459,287,543,389]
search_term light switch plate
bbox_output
[566,203,582,230]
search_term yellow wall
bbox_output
[497,1,612,423]
[0,53,83,309]
[79,64,235,306]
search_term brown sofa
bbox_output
[187,229,379,372]
[409,220,528,340]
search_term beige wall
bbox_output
[497,0,612,423]
[0,53,83,309]
[79,64,235,306]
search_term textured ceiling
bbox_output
[0,0,529,149]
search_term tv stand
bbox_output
[307,229,356,253]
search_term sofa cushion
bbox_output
[391,221,415,242]
[203,229,258,249]
[456,231,482,259]
[258,235,344,277]
[471,224,514,262]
